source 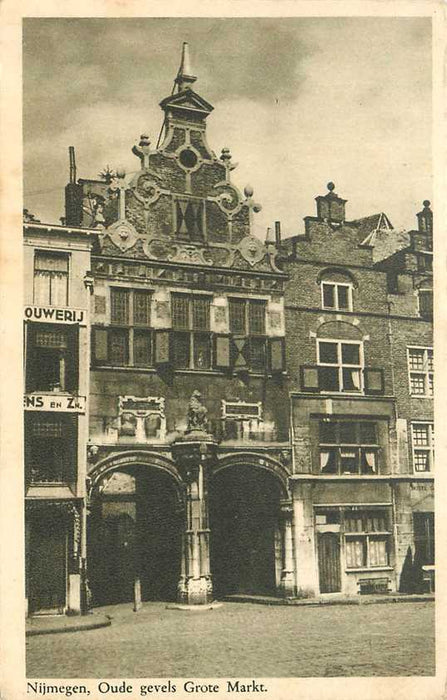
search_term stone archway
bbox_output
[87,453,184,606]
[209,454,292,598]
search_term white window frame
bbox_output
[321,281,353,312]
[317,339,364,394]
[407,346,433,398]
[411,421,434,473]
[343,509,391,570]
[33,250,70,307]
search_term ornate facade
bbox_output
[23,44,433,614]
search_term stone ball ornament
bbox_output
[116,166,126,179]
[327,181,335,192]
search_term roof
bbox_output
[352,212,393,246]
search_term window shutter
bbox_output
[93,328,108,364]
[301,365,320,392]
[214,335,231,369]
[269,337,285,373]
[154,330,171,366]
[364,368,385,395]
[232,335,248,370]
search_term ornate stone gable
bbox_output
[76,55,281,274]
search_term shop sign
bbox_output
[24,394,86,412]
[24,306,86,324]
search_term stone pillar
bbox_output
[292,482,319,598]
[172,433,217,605]
[279,500,295,597]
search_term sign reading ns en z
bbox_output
[24,394,86,412]
[24,306,86,324]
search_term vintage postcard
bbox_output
[0,2,445,699]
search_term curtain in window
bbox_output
[364,449,377,473]
[51,272,68,306]
[369,538,388,567]
[320,450,331,470]
[34,271,51,305]
[345,369,360,391]
[346,538,365,567]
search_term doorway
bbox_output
[28,510,67,614]
[209,465,281,597]
[318,532,341,593]
[88,467,182,606]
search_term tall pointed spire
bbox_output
[175,42,197,92]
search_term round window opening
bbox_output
[179,149,198,169]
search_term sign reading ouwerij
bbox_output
[24,305,86,324]
[24,394,86,412]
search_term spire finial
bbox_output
[175,42,197,92]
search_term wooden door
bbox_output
[318,532,341,593]
[29,513,66,614]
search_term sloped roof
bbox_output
[352,212,393,246]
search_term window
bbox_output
[175,197,204,240]
[417,255,433,273]
[172,294,211,369]
[411,422,434,472]
[34,252,69,306]
[418,290,433,319]
[93,288,152,367]
[413,513,434,566]
[321,282,352,311]
[319,420,379,474]
[317,340,362,392]
[25,324,78,393]
[229,298,267,372]
[344,510,390,569]
[25,413,77,484]
[408,347,433,397]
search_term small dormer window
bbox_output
[320,271,354,311]
[322,282,352,311]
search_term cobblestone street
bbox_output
[26,601,435,678]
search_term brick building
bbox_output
[281,185,434,596]
[23,44,433,615]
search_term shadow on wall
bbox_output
[399,545,424,593]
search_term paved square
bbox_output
[26,601,435,678]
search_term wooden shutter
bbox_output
[269,337,285,373]
[93,328,108,364]
[154,330,171,366]
[364,368,385,395]
[232,335,248,370]
[214,335,231,369]
[301,365,320,392]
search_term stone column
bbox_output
[172,433,217,605]
[280,499,295,597]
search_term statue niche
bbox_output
[186,390,208,434]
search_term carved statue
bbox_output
[186,390,208,433]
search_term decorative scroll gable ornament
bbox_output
[238,235,266,267]
[105,220,139,253]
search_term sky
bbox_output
[23,17,432,238]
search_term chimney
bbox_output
[274,221,281,246]
[64,146,83,226]
[315,182,347,224]
[416,200,433,236]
